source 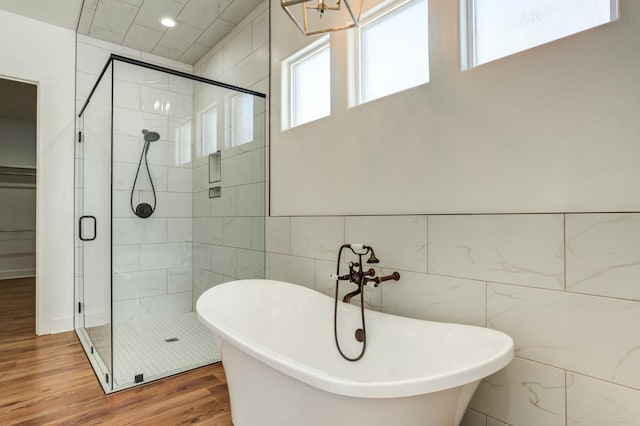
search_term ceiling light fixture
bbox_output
[281,0,363,36]
[160,17,176,28]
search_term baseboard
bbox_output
[50,316,74,334]
[0,268,36,280]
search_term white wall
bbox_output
[0,9,76,333]
[270,0,640,215]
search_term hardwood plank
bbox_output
[0,278,234,425]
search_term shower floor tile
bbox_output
[87,312,220,390]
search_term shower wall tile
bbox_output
[113,245,140,273]
[168,167,193,192]
[193,243,210,269]
[168,218,192,242]
[428,214,564,290]
[566,372,640,426]
[113,299,138,324]
[209,186,237,217]
[487,283,640,389]
[237,182,265,216]
[114,62,170,89]
[223,217,264,250]
[237,46,268,88]
[169,75,194,96]
[222,150,255,187]
[266,217,290,255]
[193,218,223,245]
[469,357,566,426]
[460,409,486,426]
[113,81,141,110]
[197,268,226,295]
[566,213,640,300]
[140,86,193,118]
[345,215,427,273]
[290,217,344,261]
[381,271,485,327]
[251,9,268,49]
[237,249,265,279]
[113,218,168,245]
[139,243,192,270]
[113,135,142,164]
[155,192,192,217]
[168,267,192,293]
[113,269,167,301]
[112,162,138,191]
[139,291,193,319]
[267,253,314,289]
[209,245,237,277]
[147,141,191,168]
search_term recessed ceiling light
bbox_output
[160,17,176,28]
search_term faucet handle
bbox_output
[330,273,350,281]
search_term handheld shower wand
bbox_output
[131,129,160,219]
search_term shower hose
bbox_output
[130,141,156,219]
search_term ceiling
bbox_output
[0,0,261,65]
[77,0,263,64]
[0,0,83,30]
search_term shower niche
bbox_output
[74,55,266,393]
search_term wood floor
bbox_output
[0,278,233,425]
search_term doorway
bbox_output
[0,77,37,338]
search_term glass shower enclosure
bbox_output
[75,55,266,392]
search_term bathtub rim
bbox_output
[197,279,514,399]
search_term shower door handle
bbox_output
[79,215,97,241]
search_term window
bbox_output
[176,120,192,164]
[230,93,254,147]
[462,0,619,69]
[357,0,429,104]
[202,106,218,155]
[283,37,331,129]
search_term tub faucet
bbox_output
[332,244,400,303]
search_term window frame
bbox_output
[281,35,331,130]
[460,0,620,70]
[353,0,430,106]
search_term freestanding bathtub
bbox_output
[196,279,513,426]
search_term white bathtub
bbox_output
[197,279,513,426]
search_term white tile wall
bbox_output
[290,216,344,261]
[566,213,640,300]
[265,212,640,425]
[381,271,485,326]
[488,282,640,389]
[345,215,427,273]
[470,357,566,426]
[567,372,640,425]
[429,214,564,290]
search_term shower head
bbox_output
[142,129,160,143]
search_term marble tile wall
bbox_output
[189,0,269,306]
[111,60,195,323]
[76,36,196,324]
[265,213,640,425]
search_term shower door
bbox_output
[76,63,113,391]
